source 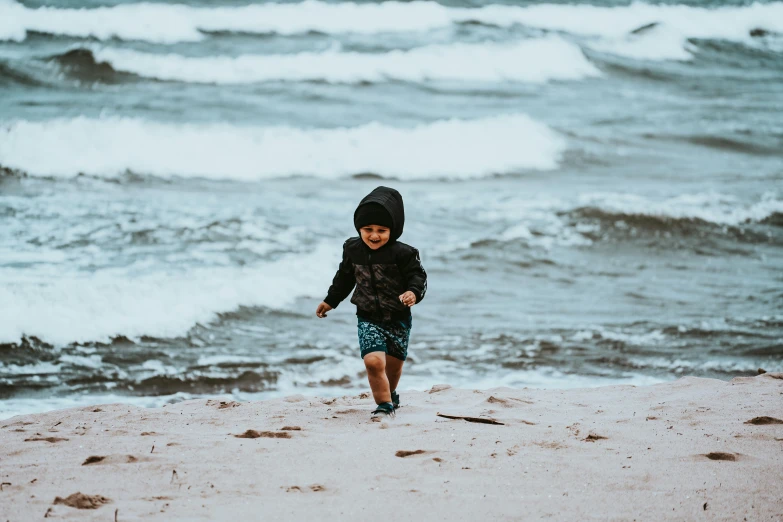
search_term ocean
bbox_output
[1,0,781,419]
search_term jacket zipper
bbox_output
[367,251,381,315]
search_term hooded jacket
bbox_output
[324,186,427,322]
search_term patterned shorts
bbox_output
[357,316,412,361]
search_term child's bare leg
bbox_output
[385,356,404,393]
[363,352,391,404]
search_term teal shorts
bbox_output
[357,317,412,361]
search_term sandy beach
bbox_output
[1,373,781,521]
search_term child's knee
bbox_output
[363,353,386,373]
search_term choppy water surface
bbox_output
[1,0,781,418]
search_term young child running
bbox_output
[316,186,427,419]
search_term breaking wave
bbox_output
[0,115,566,180]
[0,243,337,346]
[2,0,782,65]
[81,37,599,84]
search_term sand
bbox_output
[1,373,782,521]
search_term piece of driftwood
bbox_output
[436,413,504,425]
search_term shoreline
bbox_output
[1,374,782,520]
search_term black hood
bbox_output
[354,186,405,241]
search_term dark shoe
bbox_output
[391,390,400,410]
[371,402,395,419]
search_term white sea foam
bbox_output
[0,369,669,420]
[499,221,593,250]
[196,355,262,367]
[0,393,194,420]
[0,115,565,179]
[486,191,782,227]
[59,354,103,369]
[0,0,454,43]
[475,1,783,60]
[0,361,61,375]
[141,360,181,375]
[401,364,668,391]
[595,328,666,345]
[0,243,338,345]
[2,0,782,48]
[440,190,782,255]
[626,356,779,373]
[90,37,599,84]
[577,191,783,226]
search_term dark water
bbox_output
[1,0,781,418]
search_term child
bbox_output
[316,186,427,418]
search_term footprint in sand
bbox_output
[396,450,427,458]
[82,455,139,466]
[234,430,291,439]
[218,401,240,409]
[53,492,111,509]
[487,396,510,406]
[3,421,34,429]
[487,396,533,406]
[745,416,783,425]
[533,441,566,450]
[430,384,452,394]
[702,452,738,461]
[25,436,68,443]
[206,399,240,409]
[284,485,325,493]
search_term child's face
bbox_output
[360,225,390,250]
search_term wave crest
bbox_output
[0,115,565,180]
[573,192,783,227]
[0,244,337,346]
[86,37,599,85]
[2,0,783,48]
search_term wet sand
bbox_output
[1,373,782,521]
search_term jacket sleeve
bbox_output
[400,247,427,304]
[323,242,356,308]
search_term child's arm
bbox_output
[399,248,427,307]
[317,243,356,318]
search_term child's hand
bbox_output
[399,291,417,307]
[315,302,333,318]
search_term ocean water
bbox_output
[1,0,781,419]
